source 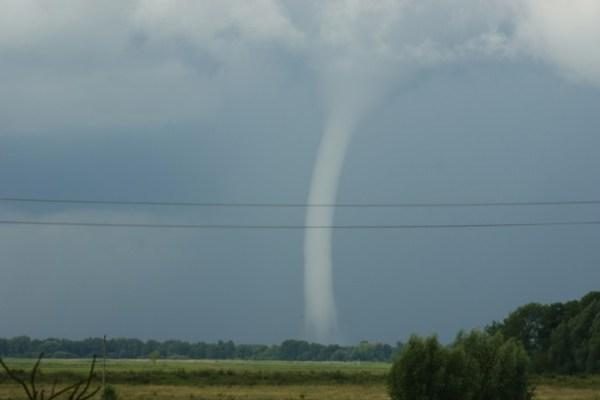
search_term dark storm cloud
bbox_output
[1,0,600,343]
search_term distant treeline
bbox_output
[487,291,600,374]
[0,337,402,362]
[2,291,598,371]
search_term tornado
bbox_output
[301,0,534,344]
[304,113,356,343]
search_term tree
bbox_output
[388,335,469,400]
[148,350,160,365]
[389,332,533,400]
[280,340,310,360]
[8,336,32,356]
[0,338,7,356]
[453,331,533,400]
[487,291,600,374]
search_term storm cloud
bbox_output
[1,1,600,344]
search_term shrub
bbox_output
[102,384,119,400]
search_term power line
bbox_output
[2,197,600,208]
[1,219,600,230]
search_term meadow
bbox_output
[1,358,599,400]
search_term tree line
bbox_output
[2,291,597,371]
[486,291,600,374]
[0,337,402,362]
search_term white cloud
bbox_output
[516,0,600,86]
[132,0,304,55]
[0,0,599,135]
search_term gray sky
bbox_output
[1,0,600,344]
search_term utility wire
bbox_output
[1,220,600,230]
[2,197,600,208]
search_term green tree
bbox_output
[389,332,533,400]
[388,335,468,400]
[148,350,160,365]
[454,331,533,400]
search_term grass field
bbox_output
[1,359,599,399]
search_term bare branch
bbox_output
[50,379,57,397]
[1,354,100,400]
[46,382,81,400]
[67,382,83,400]
[79,386,101,400]
[31,352,45,398]
[0,356,34,399]
[74,355,97,400]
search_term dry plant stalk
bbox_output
[0,352,101,400]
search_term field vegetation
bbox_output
[2,292,598,398]
[1,359,599,400]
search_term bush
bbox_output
[388,331,534,400]
[102,384,119,400]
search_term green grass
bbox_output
[0,358,389,386]
[535,374,600,390]
[2,358,390,372]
